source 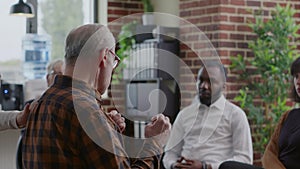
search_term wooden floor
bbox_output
[0,130,20,169]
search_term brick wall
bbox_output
[103,0,300,166]
[179,0,300,166]
[107,0,143,37]
[101,0,143,113]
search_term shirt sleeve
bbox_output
[211,109,253,169]
[0,111,21,131]
[262,111,289,169]
[163,113,184,169]
[76,107,163,169]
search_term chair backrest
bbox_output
[16,131,23,169]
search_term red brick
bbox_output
[237,8,252,15]
[199,16,212,23]
[247,1,261,7]
[128,10,143,14]
[206,24,219,31]
[198,0,210,7]
[181,26,195,34]
[237,25,252,32]
[214,32,229,40]
[182,59,192,66]
[226,75,238,82]
[194,42,210,49]
[180,44,191,50]
[180,10,192,17]
[237,42,249,49]
[220,0,230,4]
[191,9,206,16]
[186,35,200,41]
[230,16,245,23]
[230,0,245,6]
[213,15,228,22]
[246,34,256,41]
[220,58,231,65]
[180,1,199,9]
[228,84,244,91]
[108,2,123,7]
[206,7,219,14]
[186,51,198,58]
[219,24,235,31]
[263,2,276,8]
[110,9,129,15]
[211,41,220,48]
[180,67,195,74]
[108,17,119,22]
[193,59,203,66]
[217,49,229,56]
[180,76,196,84]
[219,7,236,13]
[226,93,239,100]
[294,12,300,18]
[230,34,245,40]
[181,93,195,98]
[219,41,236,48]
[124,3,140,9]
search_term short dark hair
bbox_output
[291,57,300,103]
[198,60,227,82]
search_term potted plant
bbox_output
[112,21,137,83]
[141,0,154,25]
[230,4,299,154]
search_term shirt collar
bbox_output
[210,94,226,110]
[53,75,102,102]
[198,94,226,110]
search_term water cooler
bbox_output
[22,34,51,80]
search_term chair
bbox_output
[16,130,24,169]
[219,161,263,169]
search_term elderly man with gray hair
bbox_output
[22,24,171,169]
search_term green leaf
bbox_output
[229,3,299,154]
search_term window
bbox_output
[0,0,95,83]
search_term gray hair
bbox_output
[47,59,64,74]
[64,24,115,66]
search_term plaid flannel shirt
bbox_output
[22,75,162,169]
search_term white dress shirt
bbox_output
[0,110,20,131]
[163,95,253,169]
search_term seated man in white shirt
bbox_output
[163,60,253,169]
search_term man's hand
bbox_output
[16,103,30,128]
[173,156,203,169]
[107,110,126,133]
[144,114,171,146]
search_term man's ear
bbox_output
[99,48,108,67]
[46,74,50,84]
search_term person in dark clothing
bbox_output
[219,57,300,169]
[261,56,300,169]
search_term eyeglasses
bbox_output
[49,70,63,76]
[108,49,120,68]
